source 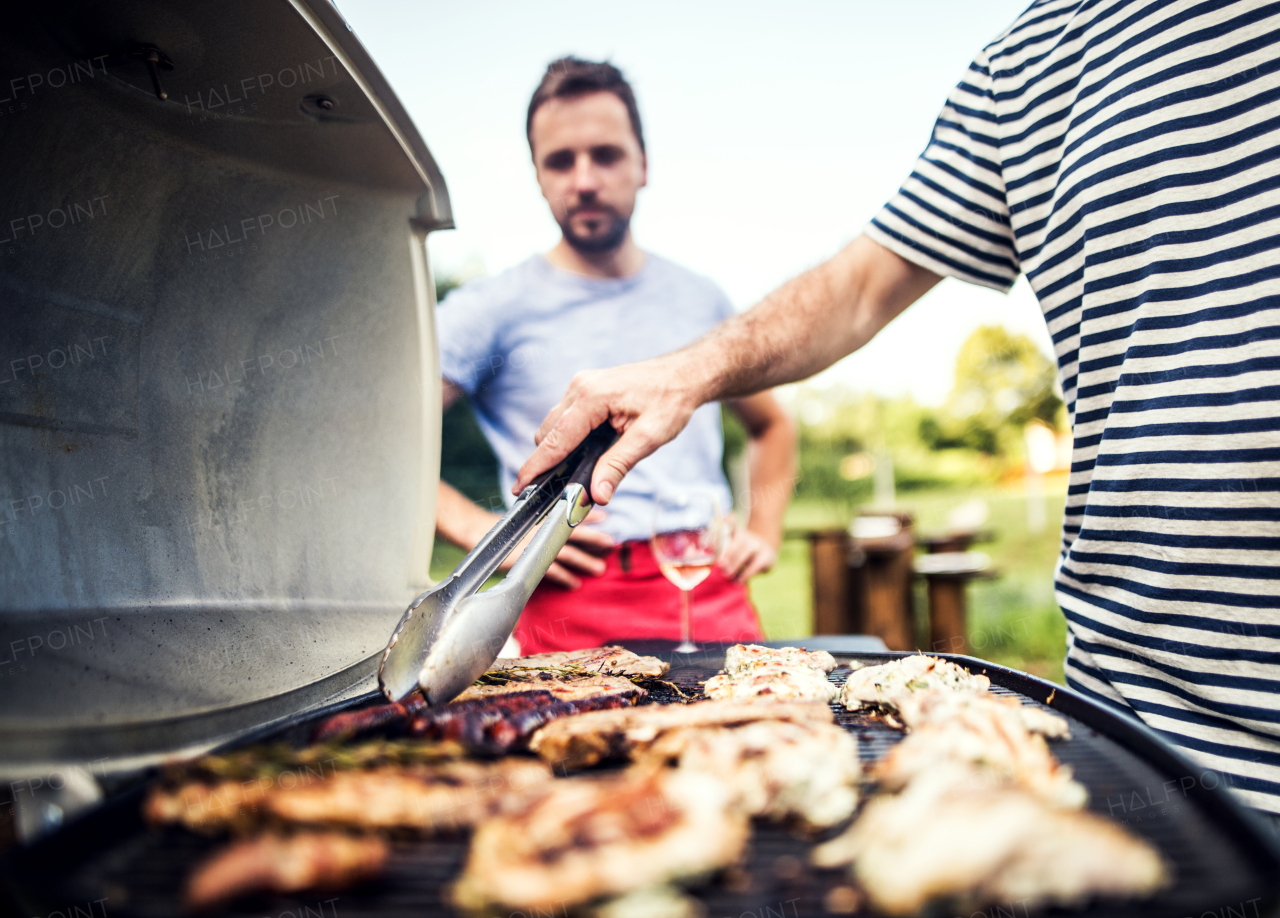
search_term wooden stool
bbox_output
[803,520,916,650]
[915,551,992,655]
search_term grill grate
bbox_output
[5,650,1278,918]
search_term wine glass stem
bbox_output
[680,588,693,647]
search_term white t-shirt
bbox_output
[437,253,735,543]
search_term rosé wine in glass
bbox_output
[651,493,725,653]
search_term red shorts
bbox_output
[512,539,765,654]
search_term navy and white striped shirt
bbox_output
[867,0,1280,812]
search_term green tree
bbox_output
[434,275,503,506]
[922,326,1062,456]
[950,326,1061,429]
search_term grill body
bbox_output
[0,0,450,771]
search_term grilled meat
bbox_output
[265,758,551,832]
[495,645,669,678]
[144,777,274,833]
[455,672,641,702]
[812,765,1165,915]
[895,688,1071,740]
[310,693,429,743]
[839,654,989,713]
[642,719,860,829]
[723,643,836,675]
[872,702,1086,809]
[817,676,1157,914]
[450,768,748,912]
[702,643,839,702]
[308,689,548,746]
[184,832,388,912]
[529,699,835,770]
[146,758,552,835]
[307,685,643,755]
[703,664,838,702]
[409,690,640,755]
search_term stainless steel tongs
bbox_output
[378,423,618,704]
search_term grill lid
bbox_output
[0,0,451,770]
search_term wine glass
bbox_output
[651,491,726,653]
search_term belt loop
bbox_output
[619,542,632,573]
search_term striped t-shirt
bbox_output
[867,0,1280,813]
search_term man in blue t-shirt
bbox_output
[435,57,796,653]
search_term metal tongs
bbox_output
[378,423,618,704]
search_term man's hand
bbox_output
[719,527,778,584]
[513,235,941,504]
[515,356,705,505]
[500,508,614,590]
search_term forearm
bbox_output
[435,480,499,549]
[675,235,940,405]
[516,235,939,501]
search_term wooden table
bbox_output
[802,514,916,651]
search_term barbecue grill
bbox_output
[4,3,1280,916]
[0,0,450,817]
[4,645,1279,918]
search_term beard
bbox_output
[559,204,631,254]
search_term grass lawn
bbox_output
[429,476,1070,683]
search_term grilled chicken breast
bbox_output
[873,710,1086,809]
[494,646,669,678]
[147,759,551,834]
[895,688,1071,740]
[722,643,837,676]
[813,765,1165,915]
[451,768,748,912]
[642,719,860,829]
[839,654,989,713]
[144,778,273,833]
[455,672,641,703]
[528,699,834,770]
[703,644,839,702]
[704,664,838,702]
[265,759,552,832]
[184,832,388,912]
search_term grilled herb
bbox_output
[162,738,462,784]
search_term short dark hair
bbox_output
[526,57,645,154]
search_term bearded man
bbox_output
[433,57,796,653]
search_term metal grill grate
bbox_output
[5,650,1278,918]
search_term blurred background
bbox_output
[337,0,1070,682]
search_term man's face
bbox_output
[530,91,647,254]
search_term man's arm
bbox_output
[515,235,941,503]
[436,380,615,589]
[719,392,796,583]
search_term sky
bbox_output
[335,0,1053,406]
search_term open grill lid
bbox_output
[0,0,451,771]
